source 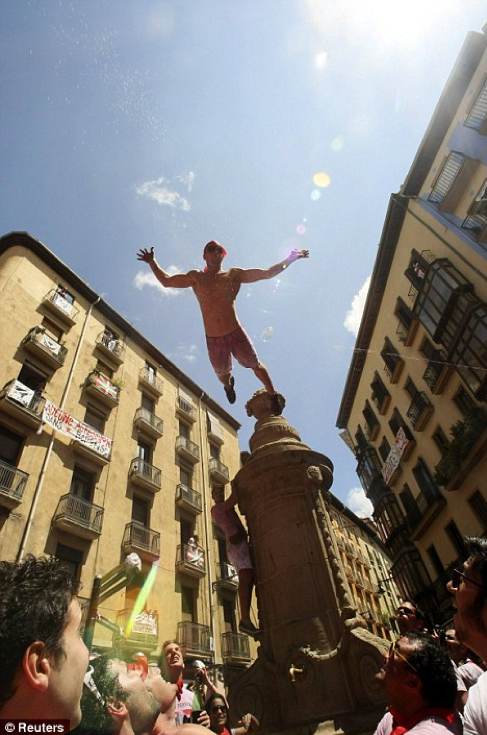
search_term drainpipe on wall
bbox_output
[16,295,102,562]
[197,390,217,662]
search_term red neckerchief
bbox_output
[176,676,184,701]
[389,707,457,734]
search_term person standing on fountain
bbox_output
[136,242,309,406]
[211,484,259,637]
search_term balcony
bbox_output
[115,608,159,652]
[408,491,446,541]
[43,289,79,326]
[364,420,380,442]
[176,395,196,423]
[175,483,202,514]
[52,493,103,540]
[221,632,251,664]
[177,621,212,659]
[84,370,120,408]
[0,460,28,509]
[434,408,487,491]
[371,387,390,416]
[122,522,160,562]
[176,543,206,578]
[0,379,45,430]
[356,447,388,501]
[129,458,161,494]
[71,433,112,467]
[209,457,229,484]
[22,326,67,369]
[139,367,163,398]
[383,358,404,384]
[214,562,239,591]
[422,351,451,394]
[395,318,418,347]
[207,415,224,445]
[406,391,433,431]
[95,332,125,366]
[133,407,164,440]
[176,436,200,464]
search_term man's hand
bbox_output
[196,710,211,728]
[238,713,259,733]
[137,246,155,263]
[287,249,309,263]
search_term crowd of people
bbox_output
[1,536,487,734]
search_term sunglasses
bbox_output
[388,641,418,674]
[451,568,484,590]
[396,606,416,617]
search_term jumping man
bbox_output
[136,241,309,405]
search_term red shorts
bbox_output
[206,326,260,377]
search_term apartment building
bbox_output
[0,231,256,672]
[337,28,487,623]
[328,494,401,639]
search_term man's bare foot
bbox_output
[224,376,236,404]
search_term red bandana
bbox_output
[389,707,457,735]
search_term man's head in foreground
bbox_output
[395,600,427,635]
[448,536,487,659]
[203,241,227,272]
[162,639,184,682]
[377,633,457,715]
[0,555,89,727]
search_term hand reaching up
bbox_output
[137,246,155,263]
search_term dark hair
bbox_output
[205,692,228,725]
[403,599,426,622]
[406,633,457,708]
[203,241,227,257]
[0,555,76,707]
[466,536,487,598]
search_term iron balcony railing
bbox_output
[0,460,28,502]
[177,395,195,419]
[406,391,433,429]
[139,367,163,395]
[176,435,200,461]
[176,543,206,573]
[221,632,251,661]
[217,562,238,584]
[24,326,67,365]
[134,407,164,435]
[175,483,202,512]
[208,457,229,482]
[177,621,212,656]
[53,493,104,534]
[44,289,79,320]
[1,379,45,418]
[96,331,126,361]
[85,370,120,403]
[122,522,160,556]
[129,458,162,488]
[422,351,449,392]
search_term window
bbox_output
[462,179,487,238]
[412,459,440,501]
[84,404,106,433]
[428,152,465,204]
[388,408,412,442]
[413,259,473,346]
[399,485,420,525]
[41,317,63,341]
[180,519,193,545]
[70,466,95,502]
[405,250,430,290]
[445,520,466,557]
[381,337,403,381]
[378,436,391,462]
[132,496,149,526]
[426,545,445,577]
[179,465,193,488]
[354,426,368,452]
[18,363,47,391]
[404,377,417,400]
[209,443,220,460]
[181,585,196,623]
[179,421,190,439]
[453,386,476,417]
[217,536,228,564]
[137,440,153,464]
[0,426,23,464]
[451,304,487,400]
[468,491,487,532]
[145,362,156,381]
[420,337,448,392]
[370,372,390,413]
[55,543,83,582]
[464,78,487,131]
[362,400,379,439]
[395,297,415,343]
[95,360,113,379]
[56,285,74,304]
[141,394,155,413]
[222,599,237,633]
[101,326,118,345]
[432,426,450,455]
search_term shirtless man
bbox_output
[136,241,309,405]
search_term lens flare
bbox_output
[313,172,331,188]
[296,224,306,235]
[330,135,344,152]
[310,189,321,201]
[125,561,159,637]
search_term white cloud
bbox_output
[261,326,274,342]
[136,177,190,211]
[346,487,373,519]
[344,275,371,336]
[314,50,328,70]
[177,171,195,192]
[133,265,183,298]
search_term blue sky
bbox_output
[1,1,485,516]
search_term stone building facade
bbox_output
[337,27,487,623]
[0,231,256,671]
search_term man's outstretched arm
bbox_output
[237,249,309,284]
[136,246,195,288]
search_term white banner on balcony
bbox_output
[132,610,158,636]
[42,399,112,458]
[52,291,73,315]
[92,372,118,399]
[8,380,35,407]
[382,427,409,484]
[38,331,61,355]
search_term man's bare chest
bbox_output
[193,273,240,303]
